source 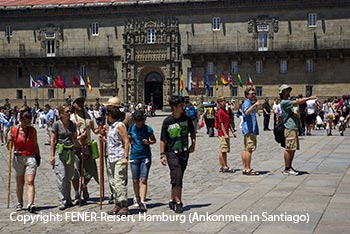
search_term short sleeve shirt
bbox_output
[129,124,154,160]
[52,120,76,145]
[217,108,230,137]
[281,99,299,130]
[242,99,259,136]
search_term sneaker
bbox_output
[131,197,140,208]
[15,203,23,211]
[107,205,121,215]
[174,202,183,214]
[27,204,37,213]
[282,169,290,176]
[288,167,300,176]
[82,186,89,200]
[169,200,176,210]
[139,202,147,213]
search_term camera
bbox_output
[14,151,22,156]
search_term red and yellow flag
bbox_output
[87,76,92,92]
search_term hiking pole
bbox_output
[79,139,85,207]
[99,126,104,210]
[7,139,13,209]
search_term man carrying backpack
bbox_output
[185,101,199,132]
[279,84,317,176]
[203,102,216,136]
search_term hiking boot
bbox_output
[27,204,37,213]
[15,202,23,211]
[169,200,176,210]
[174,202,183,214]
[139,202,147,213]
[288,167,300,176]
[107,205,121,215]
[82,186,89,200]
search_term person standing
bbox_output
[50,105,77,210]
[7,107,40,213]
[262,97,271,131]
[128,110,156,212]
[70,97,100,205]
[216,96,236,173]
[305,95,317,136]
[103,106,130,216]
[241,87,261,175]
[160,96,196,213]
[279,84,317,175]
[44,104,55,145]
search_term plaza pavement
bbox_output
[0,114,349,234]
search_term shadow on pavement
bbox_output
[183,203,211,212]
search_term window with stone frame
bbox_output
[17,67,23,78]
[207,62,215,75]
[257,32,268,51]
[147,28,156,44]
[5,25,12,38]
[280,60,288,74]
[48,89,54,99]
[16,90,23,99]
[308,13,317,27]
[231,86,238,97]
[306,59,313,73]
[256,86,263,97]
[212,17,220,31]
[91,22,99,36]
[231,61,239,74]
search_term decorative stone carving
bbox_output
[99,81,116,89]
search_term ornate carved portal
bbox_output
[123,17,180,109]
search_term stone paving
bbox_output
[0,114,349,234]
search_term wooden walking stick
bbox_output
[99,126,105,210]
[7,139,13,209]
[79,139,85,206]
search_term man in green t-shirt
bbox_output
[279,84,317,176]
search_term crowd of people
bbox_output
[2,86,349,216]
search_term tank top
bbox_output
[107,121,125,163]
[13,126,36,156]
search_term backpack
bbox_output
[187,106,196,120]
[205,107,215,119]
[342,99,350,113]
[273,113,292,147]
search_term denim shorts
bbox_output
[130,158,152,180]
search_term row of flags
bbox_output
[30,75,93,93]
[183,71,254,94]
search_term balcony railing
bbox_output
[0,46,115,58]
[186,39,350,54]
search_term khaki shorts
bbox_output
[284,129,300,151]
[13,155,37,176]
[243,133,257,152]
[218,136,230,153]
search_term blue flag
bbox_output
[205,73,210,93]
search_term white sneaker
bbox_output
[131,197,140,208]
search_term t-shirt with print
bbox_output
[128,124,154,160]
[160,113,195,153]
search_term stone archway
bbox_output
[144,72,163,109]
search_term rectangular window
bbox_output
[80,65,86,78]
[308,13,317,27]
[256,60,263,74]
[45,32,55,39]
[46,40,55,57]
[17,67,23,78]
[306,59,313,73]
[16,90,23,99]
[147,28,156,44]
[207,87,214,97]
[212,17,220,31]
[256,86,262,97]
[258,32,268,51]
[207,62,214,75]
[231,87,238,97]
[280,60,288,74]
[306,85,313,96]
[48,89,54,99]
[80,89,87,98]
[231,61,238,75]
[5,25,12,38]
[91,22,99,36]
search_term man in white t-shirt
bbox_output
[306,98,317,135]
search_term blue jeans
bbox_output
[130,158,152,180]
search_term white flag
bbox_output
[30,75,38,89]
[80,76,86,87]
[188,71,192,92]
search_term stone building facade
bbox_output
[0,0,350,108]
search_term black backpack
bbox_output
[273,113,292,147]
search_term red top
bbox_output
[13,127,36,156]
[217,108,230,137]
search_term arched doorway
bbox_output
[144,72,163,109]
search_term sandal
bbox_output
[222,167,235,173]
[243,169,260,176]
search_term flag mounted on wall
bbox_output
[179,73,184,96]
[246,71,253,86]
[30,76,38,89]
[73,75,80,85]
[220,72,230,85]
[237,73,243,87]
[87,76,92,92]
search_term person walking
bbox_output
[160,96,196,213]
[103,105,130,216]
[216,96,236,173]
[241,87,261,175]
[7,107,41,213]
[44,104,55,145]
[128,110,156,212]
[50,105,77,210]
[279,84,317,175]
[70,97,100,205]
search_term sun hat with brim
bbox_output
[279,84,292,94]
[72,96,86,104]
[103,97,122,107]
